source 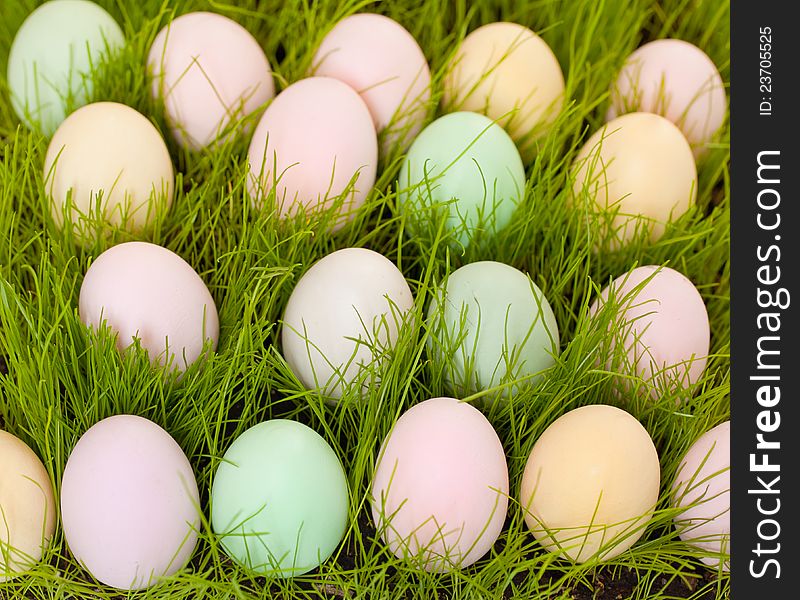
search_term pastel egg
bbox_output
[79,241,219,372]
[311,13,431,154]
[211,419,349,576]
[247,77,378,230]
[427,261,559,398]
[148,11,274,150]
[0,431,56,580]
[281,247,413,400]
[372,397,509,571]
[43,102,174,240]
[607,39,727,157]
[570,112,696,248]
[397,111,525,248]
[7,0,125,135]
[671,421,730,570]
[589,265,710,397]
[520,404,660,563]
[60,415,200,589]
[443,22,565,161]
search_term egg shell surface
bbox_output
[443,21,564,161]
[210,419,349,576]
[520,404,660,563]
[371,397,509,572]
[397,111,525,249]
[7,0,125,135]
[570,112,696,248]
[589,265,710,397]
[607,39,727,157]
[60,415,200,589]
[312,13,431,154]
[0,431,57,581]
[43,102,174,240]
[672,421,730,570]
[281,247,413,400]
[247,77,378,230]
[148,11,274,150]
[78,241,219,372]
[427,261,559,398]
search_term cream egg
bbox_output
[60,415,200,589]
[43,102,174,241]
[78,241,219,372]
[672,421,730,570]
[520,404,660,563]
[148,11,274,150]
[372,397,509,571]
[312,13,431,154]
[281,247,413,400]
[0,431,56,580]
[589,265,710,397]
[570,112,696,248]
[443,22,565,161]
[247,77,378,230]
[607,39,727,157]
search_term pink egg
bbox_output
[79,241,219,372]
[60,415,200,589]
[148,11,274,150]
[590,266,710,397]
[672,421,730,570]
[607,39,727,156]
[247,77,378,230]
[311,13,431,154]
[371,397,508,571]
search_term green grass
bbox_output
[0,0,729,598]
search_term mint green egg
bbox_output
[7,0,125,135]
[397,111,525,248]
[210,420,349,577]
[427,261,560,397]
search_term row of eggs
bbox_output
[2,401,729,588]
[10,1,726,249]
[77,241,711,402]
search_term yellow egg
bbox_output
[0,430,56,580]
[443,22,565,161]
[520,405,660,563]
[43,102,174,241]
[570,112,696,249]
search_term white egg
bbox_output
[281,248,413,400]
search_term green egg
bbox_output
[7,0,125,136]
[427,261,560,398]
[210,419,349,577]
[397,111,526,249]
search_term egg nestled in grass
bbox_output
[311,13,431,155]
[570,112,697,249]
[148,11,274,150]
[79,241,219,372]
[520,404,660,563]
[281,247,413,401]
[0,431,56,581]
[397,111,525,249]
[372,397,509,572]
[7,0,125,135]
[44,102,174,241]
[246,77,378,230]
[60,415,200,589]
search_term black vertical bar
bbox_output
[731,2,797,597]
